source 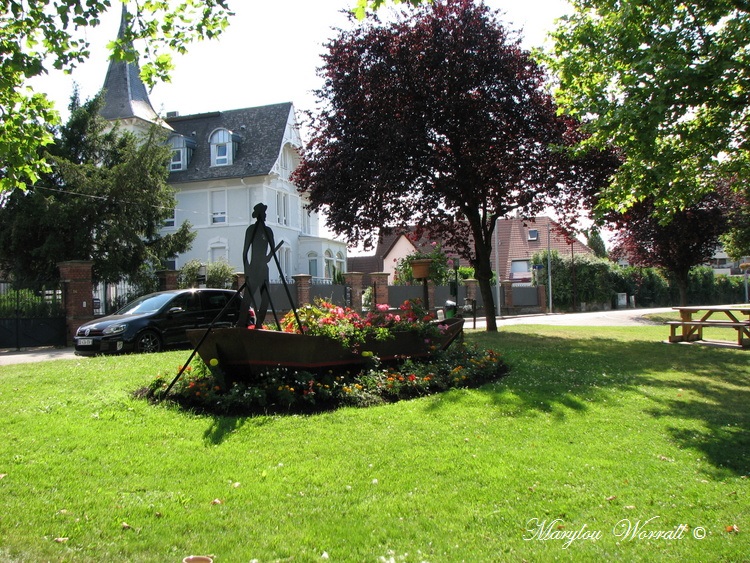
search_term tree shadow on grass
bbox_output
[436,330,750,475]
[202,413,275,445]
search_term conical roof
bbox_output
[99,4,161,125]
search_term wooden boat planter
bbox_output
[186,316,464,382]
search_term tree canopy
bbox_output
[295,0,618,331]
[544,0,750,216]
[607,193,729,306]
[0,93,195,285]
[0,0,232,193]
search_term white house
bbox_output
[99,7,346,282]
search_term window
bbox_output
[336,252,345,276]
[528,229,539,241]
[210,129,237,167]
[208,237,228,263]
[276,191,289,225]
[302,206,311,234]
[308,252,319,278]
[324,250,334,279]
[170,149,183,171]
[211,190,227,224]
[164,208,176,228]
[277,145,300,179]
[510,260,531,281]
[168,135,195,171]
[278,246,291,278]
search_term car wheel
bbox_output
[135,330,162,353]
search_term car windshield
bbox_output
[116,293,177,315]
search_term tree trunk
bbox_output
[678,277,688,306]
[473,244,498,332]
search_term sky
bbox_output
[32,0,577,249]
[35,0,572,124]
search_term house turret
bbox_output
[100,4,171,134]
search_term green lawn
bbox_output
[1,325,747,562]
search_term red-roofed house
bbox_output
[495,217,593,283]
[348,217,593,284]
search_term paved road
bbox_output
[469,306,674,329]
[0,308,674,366]
[0,345,79,366]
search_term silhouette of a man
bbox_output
[239,203,279,327]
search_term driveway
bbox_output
[0,346,78,366]
[466,307,674,329]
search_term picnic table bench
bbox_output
[667,305,750,348]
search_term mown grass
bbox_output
[1,325,748,562]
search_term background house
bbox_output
[348,217,592,284]
[494,216,592,283]
[99,7,346,283]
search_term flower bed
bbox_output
[274,298,443,352]
[144,342,509,416]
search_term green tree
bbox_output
[0,92,195,284]
[544,1,750,217]
[585,228,608,259]
[0,0,232,192]
[721,183,750,259]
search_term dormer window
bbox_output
[168,135,195,171]
[210,128,239,167]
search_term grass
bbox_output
[1,325,748,562]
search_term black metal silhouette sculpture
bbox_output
[163,201,302,398]
[239,203,281,328]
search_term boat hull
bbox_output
[186,317,464,380]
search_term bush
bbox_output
[206,258,235,289]
[178,258,236,289]
[532,250,622,309]
[621,267,670,307]
[531,252,745,308]
[0,288,64,318]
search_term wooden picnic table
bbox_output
[667,304,750,347]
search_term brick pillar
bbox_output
[292,274,312,307]
[501,280,514,310]
[464,279,478,302]
[343,272,364,311]
[57,260,94,346]
[156,269,179,291]
[537,284,547,314]
[370,272,390,307]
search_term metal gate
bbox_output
[0,281,67,349]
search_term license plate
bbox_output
[78,338,93,346]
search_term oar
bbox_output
[160,283,245,400]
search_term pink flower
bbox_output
[376,304,389,312]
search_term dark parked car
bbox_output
[74,289,240,355]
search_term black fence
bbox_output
[0,281,67,349]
